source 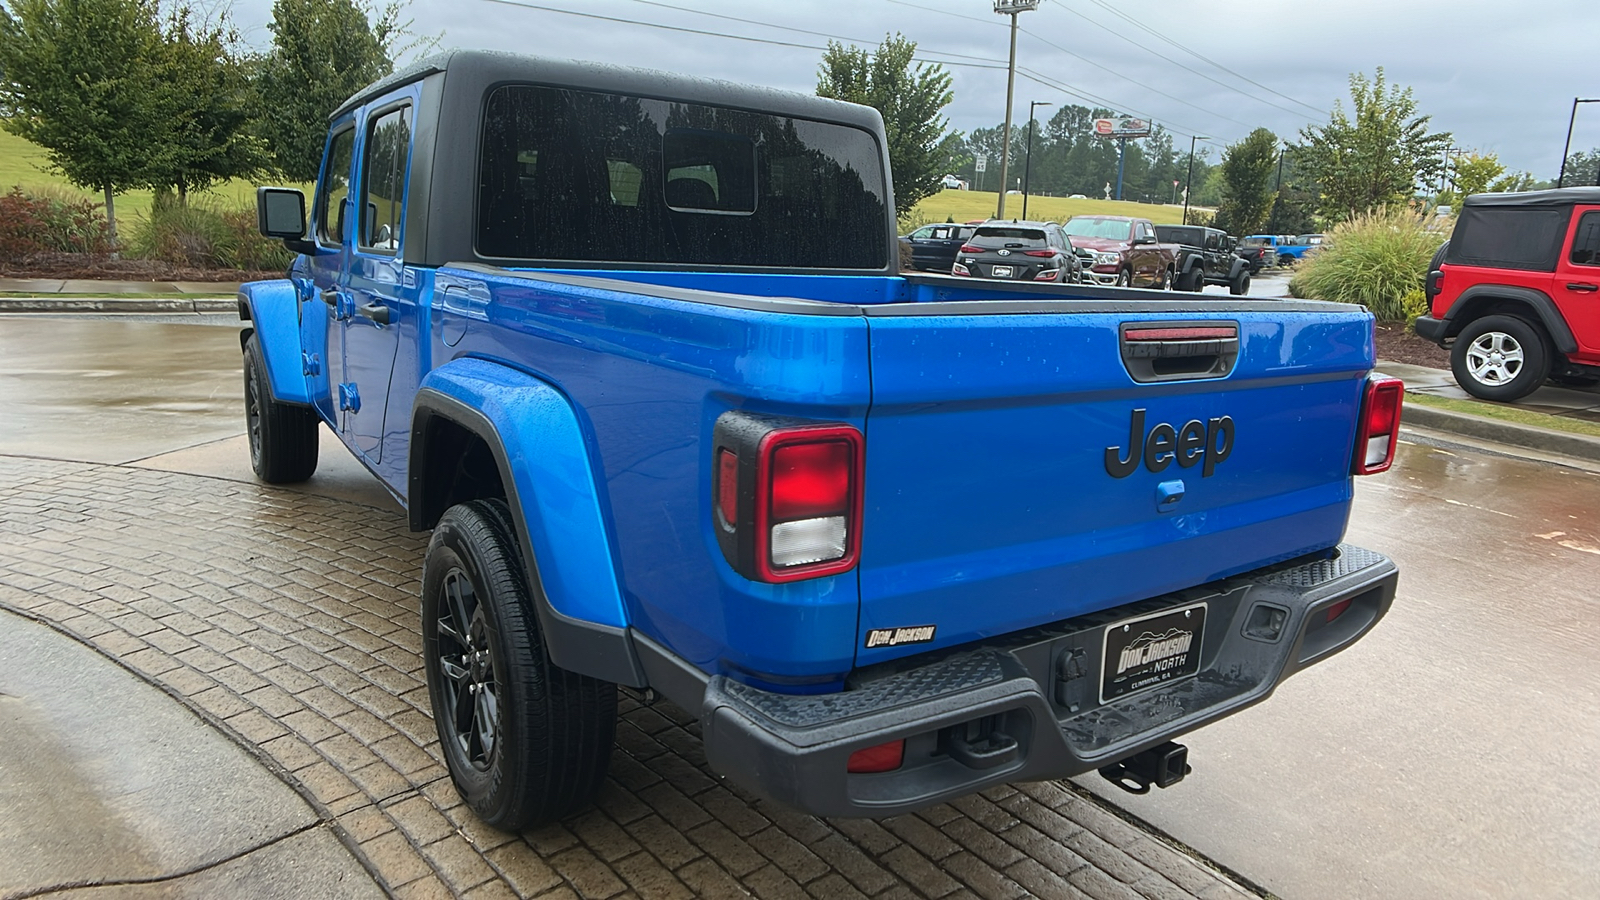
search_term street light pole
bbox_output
[1182,134,1207,225]
[1021,100,1051,220]
[993,1,1040,219]
[1558,98,1600,188]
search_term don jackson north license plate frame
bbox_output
[1099,602,1207,703]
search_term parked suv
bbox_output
[900,223,976,273]
[952,221,1083,283]
[1415,187,1600,400]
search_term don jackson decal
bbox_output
[865,625,937,649]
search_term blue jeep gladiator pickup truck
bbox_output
[244,50,1402,829]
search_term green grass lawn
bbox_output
[0,129,282,228]
[907,189,1202,231]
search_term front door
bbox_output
[341,102,414,465]
[306,122,356,424]
[1555,206,1600,359]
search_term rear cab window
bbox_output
[476,84,888,269]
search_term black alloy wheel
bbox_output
[422,499,616,830]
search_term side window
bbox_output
[910,226,935,239]
[359,105,413,253]
[1571,212,1600,266]
[315,128,356,244]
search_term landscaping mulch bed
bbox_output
[0,252,280,283]
[1374,321,1449,370]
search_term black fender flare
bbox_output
[410,387,648,688]
[1436,284,1578,355]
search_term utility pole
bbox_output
[1182,134,1208,225]
[993,1,1040,219]
[1021,100,1051,220]
[1558,98,1600,188]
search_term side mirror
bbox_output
[1134,235,1155,245]
[257,187,306,239]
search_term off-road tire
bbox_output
[422,499,616,830]
[1182,266,1206,292]
[1450,315,1551,402]
[1229,270,1251,296]
[243,333,319,483]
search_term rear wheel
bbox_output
[423,499,617,830]
[243,334,319,483]
[1450,315,1551,402]
[1182,266,1205,292]
[1229,270,1251,296]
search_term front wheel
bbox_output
[1115,268,1132,288]
[243,333,319,483]
[423,499,617,830]
[1450,315,1551,402]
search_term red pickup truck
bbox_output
[1063,215,1180,288]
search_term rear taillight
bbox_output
[958,243,981,253]
[1022,249,1057,258]
[951,262,970,276]
[1033,269,1060,281]
[1326,597,1353,622]
[713,413,863,583]
[1353,376,1404,475]
[847,739,905,774]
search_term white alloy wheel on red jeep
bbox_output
[1451,315,1551,402]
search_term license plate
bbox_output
[1100,603,1206,703]
[990,265,1013,278]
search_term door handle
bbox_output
[1567,283,1598,293]
[356,303,391,325]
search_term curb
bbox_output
[0,296,236,314]
[1402,401,1600,464]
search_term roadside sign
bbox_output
[975,156,987,173]
[993,0,1041,12]
[1094,117,1152,138]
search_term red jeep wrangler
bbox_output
[1416,188,1600,400]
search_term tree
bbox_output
[1559,148,1600,188]
[0,0,168,246]
[143,7,271,203]
[816,34,953,215]
[1448,152,1506,200]
[1214,128,1278,237]
[1298,68,1452,222]
[255,0,407,182]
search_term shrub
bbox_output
[129,200,291,271]
[1288,209,1444,321]
[0,186,112,261]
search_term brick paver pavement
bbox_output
[0,455,1262,900]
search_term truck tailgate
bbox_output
[857,303,1374,665]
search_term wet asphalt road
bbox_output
[2,312,1597,899]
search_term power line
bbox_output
[1040,0,1322,122]
[1082,0,1328,117]
[476,0,1012,72]
[883,0,1247,137]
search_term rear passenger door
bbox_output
[342,95,417,467]
[1555,206,1600,356]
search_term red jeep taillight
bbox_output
[1353,376,1404,475]
[713,413,863,583]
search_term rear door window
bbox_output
[359,105,412,253]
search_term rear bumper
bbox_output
[691,544,1397,818]
[1413,315,1448,345]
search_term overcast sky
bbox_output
[227,0,1600,179]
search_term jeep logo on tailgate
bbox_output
[1105,409,1234,478]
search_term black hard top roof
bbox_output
[1462,186,1600,209]
[332,49,882,131]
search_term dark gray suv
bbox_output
[952,221,1083,284]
